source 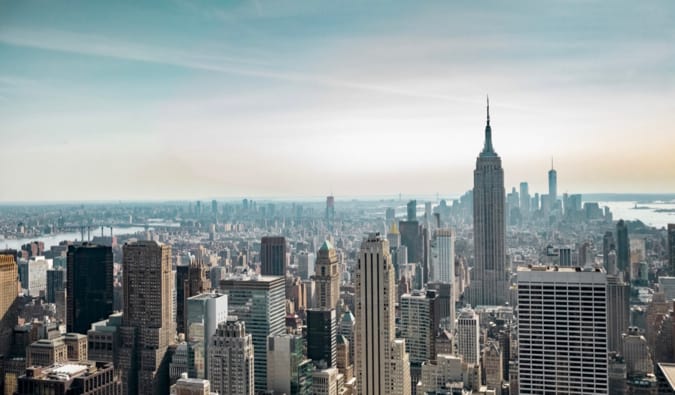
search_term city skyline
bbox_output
[2,1,675,201]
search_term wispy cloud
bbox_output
[0,27,477,104]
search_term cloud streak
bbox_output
[0,27,477,105]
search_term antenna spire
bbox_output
[486,95,490,125]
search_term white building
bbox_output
[517,265,608,394]
[431,228,455,284]
[456,307,480,365]
[312,367,341,395]
[186,292,228,379]
[400,290,436,364]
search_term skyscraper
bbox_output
[326,196,335,231]
[603,231,616,272]
[617,220,630,278]
[119,240,175,395]
[66,243,113,335]
[607,274,630,354]
[260,236,287,276]
[519,182,530,213]
[355,233,411,395]
[267,334,313,395]
[0,254,18,356]
[430,228,455,284]
[456,307,480,365]
[400,289,438,388]
[470,98,507,306]
[548,160,557,204]
[306,308,337,368]
[517,266,608,394]
[208,317,255,395]
[668,224,675,275]
[312,240,340,310]
[407,200,417,221]
[220,273,285,393]
[186,292,228,379]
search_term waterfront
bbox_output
[0,226,147,251]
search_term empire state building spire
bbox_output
[482,95,496,156]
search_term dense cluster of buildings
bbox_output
[0,102,674,394]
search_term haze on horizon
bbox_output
[1,0,674,202]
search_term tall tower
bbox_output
[312,240,340,310]
[617,220,630,279]
[260,236,287,276]
[326,196,335,231]
[119,240,175,395]
[517,266,608,394]
[668,224,675,275]
[470,97,507,306]
[519,182,530,213]
[0,255,18,356]
[208,317,255,395]
[548,159,557,204]
[456,307,480,364]
[66,243,113,334]
[220,273,285,393]
[355,233,411,395]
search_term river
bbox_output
[0,226,148,251]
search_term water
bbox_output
[0,226,147,251]
[595,201,675,229]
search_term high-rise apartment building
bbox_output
[67,243,114,335]
[220,273,285,393]
[456,307,480,365]
[46,268,65,304]
[260,236,287,276]
[517,266,608,394]
[119,240,175,395]
[0,254,18,321]
[208,318,254,395]
[400,290,437,364]
[430,228,455,284]
[177,256,210,335]
[470,99,507,306]
[355,233,411,395]
[312,240,340,310]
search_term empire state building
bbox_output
[469,98,508,306]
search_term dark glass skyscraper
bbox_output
[66,243,113,334]
[306,308,337,368]
[260,236,287,276]
[617,220,630,279]
[469,99,507,306]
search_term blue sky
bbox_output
[1,0,674,201]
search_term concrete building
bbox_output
[87,312,122,365]
[430,228,455,285]
[172,373,217,395]
[417,354,464,395]
[186,292,228,378]
[20,256,48,297]
[517,266,608,394]
[208,318,254,395]
[623,327,653,378]
[16,361,121,394]
[400,290,437,366]
[0,254,19,355]
[312,367,341,395]
[608,274,631,353]
[470,99,508,306]
[28,338,68,367]
[119,240,175,395]
[220,272,285,393]
[298,252,315,281]
[355,233,411,395]
[267,334,313,395]
[312,240,340,310]
[456,307,480,365]
[63,333,88,362]
[67,244,114,335]
[482,341,502,390]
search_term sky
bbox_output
[1,0,674,202]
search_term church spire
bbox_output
[482,95,495,155]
